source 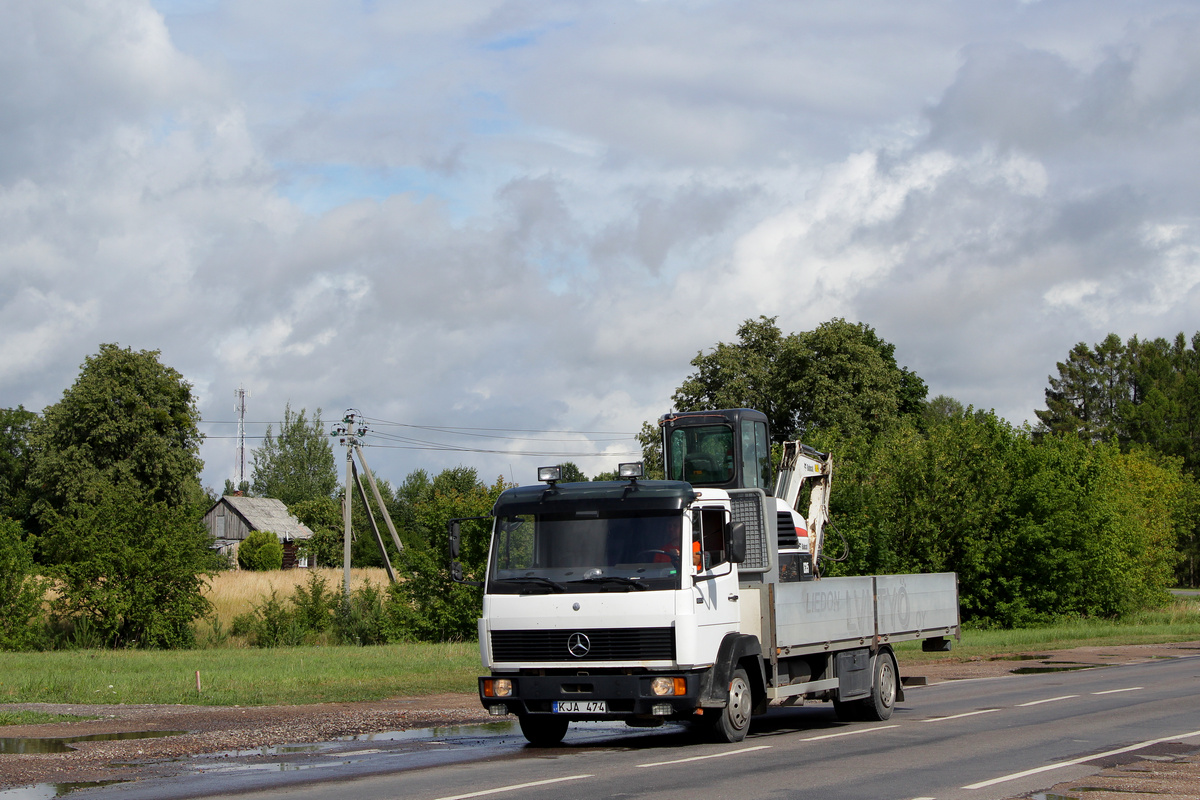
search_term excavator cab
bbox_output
[660,409,773,494]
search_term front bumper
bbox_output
[479,672,705,720]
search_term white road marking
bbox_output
[638,745,772,767]
[962,728,1200,790]
[430,774,595,800]
[799,725,899,741]
[923,709,1000,722]
[1017,695,1078,707]
[1092,687,1143,695]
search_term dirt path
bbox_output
[2,642,1199,796]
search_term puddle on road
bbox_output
[1011,665,1093,674]
[190,758,367,775]
[0,780,125,799]
[350,720,517,744]
[997,654,1054,661]
[201,720,518,761]
[0,731,187,754]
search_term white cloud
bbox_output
[3,0,1200,489]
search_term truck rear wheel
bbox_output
[712,667,752,743]
[518,715,569,746]
[862,652,897,721]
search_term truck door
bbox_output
[692,505,741,654]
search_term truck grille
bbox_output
[490,627,675,662]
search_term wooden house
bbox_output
[203,495,315,569]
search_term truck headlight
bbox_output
[483,678,513,697]
[651,677,686,696]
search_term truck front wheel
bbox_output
[712,667,752,743]
[518,715,569,746]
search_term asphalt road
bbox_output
[84,654,1200,800]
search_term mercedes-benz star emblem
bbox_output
[567,632,591,658]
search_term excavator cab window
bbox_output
[740,420,771,490]
[668,425,734,484]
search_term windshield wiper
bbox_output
[492,576,567,593]
[569,576,648,591]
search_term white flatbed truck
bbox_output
[453,408,960,745]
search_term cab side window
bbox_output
[693,506,728,569]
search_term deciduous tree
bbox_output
[251,404,337,506]
[28,344,206,519]
[0,406,38,525]
[26,344,216,648]
[672,317,926,443]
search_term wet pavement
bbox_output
[0,718,676,800]
[1,732,189,756]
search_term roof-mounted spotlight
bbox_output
[618,462,644,483]
[538,465,563,485]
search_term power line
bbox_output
[200,418,638,446]
[365,442,640,458]
[201,419,633,431]
[362,416,636,436]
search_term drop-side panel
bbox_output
[875,573,959,637]
[773,576,876,650]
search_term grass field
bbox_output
[0,641,481,707]
[2,585,1196,711]
[896,596,1200,663]
[202,567,392,630]
[0,710,99,726]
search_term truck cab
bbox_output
[472,466,756,745]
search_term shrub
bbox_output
[40,484,217,649]
[0,518,47,651]
[238,530,283,571]
[333,581,389,646]
[292,570,335,632]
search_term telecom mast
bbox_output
[234,385,250,490]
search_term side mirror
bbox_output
[726,521,746,564]
[450,562,464,582]
[449,520,461,559]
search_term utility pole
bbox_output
[331,410,404,597]
[332,409,367,598]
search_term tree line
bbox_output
[3,323,1198,650]
[660,317,1200,626]
[0,345,507,650]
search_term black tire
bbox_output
[861,652,898,721]
[713,667,752,743]
[518,715,569,746]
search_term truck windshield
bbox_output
[487,510,684,594]
[668,424,734,484]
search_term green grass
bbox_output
[3,598,1198,708]
[0,642,481,706]
[896,597,1200,665]
[0,710,99,727]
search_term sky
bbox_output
[3,0,1199,492]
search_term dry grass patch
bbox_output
[203,567,392,627]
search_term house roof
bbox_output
[208,496,315,541]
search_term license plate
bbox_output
[553,700,607,714]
